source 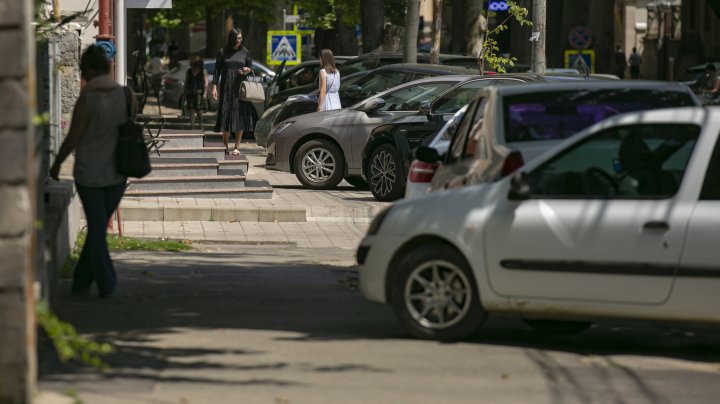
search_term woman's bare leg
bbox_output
[223,131,230,152]
[188,109,196,129]
[235,131,243,150]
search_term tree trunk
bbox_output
[531,0,546,74]
[450,0,466,53]
[465,0,486,58]
[587,0,615,73]
[509,0,533,67]
[361,0,385,53]
[404,0,420,62]
[205,8,226,58]
[430,0,442,64]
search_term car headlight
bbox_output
[367,206,392,236]
[271,121,294,136]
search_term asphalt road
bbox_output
[38,244,720,404]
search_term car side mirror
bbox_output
[363,98,385,113]
[343,84,362,99]
[508,172,531,200]
[418,101,432,117]
[263,75,272,83]
[415,146,441,164]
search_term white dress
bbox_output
[319,69,341,111]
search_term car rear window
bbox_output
[503,89,696,143]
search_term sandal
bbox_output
[232,148,241,155]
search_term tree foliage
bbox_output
[480,0,531,73]
[149,0,278,29]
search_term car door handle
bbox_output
[643,221,670,231]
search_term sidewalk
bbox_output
[114,140,386,246]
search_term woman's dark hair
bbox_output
[190,55,203,68]
[80,45,111,76]
[320,49,337,74]
[223,28,243,55]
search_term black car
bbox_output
[338,52,481,76]
[254,63,478,147]
[361,73,545,201]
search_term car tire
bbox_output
[294,139,345,189]
[368,144,405,201]
[391,243,486,341]
[523,319,592,336]
[343,176,368,188]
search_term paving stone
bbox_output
[210,208,259,222]
[163,207,211,221]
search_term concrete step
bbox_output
[148,157,219,177]
[127,175,246,191]
[219,158,249,173]
[156,146,226,160]
[123,186,273,199]
[149,131,205,148]
[119,204,304,222]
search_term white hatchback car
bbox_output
[358,107,720,341]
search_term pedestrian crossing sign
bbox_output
[267,31,301,66]
[564,50,595,74]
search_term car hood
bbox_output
[384,114,429,126]
[382,180,507,237]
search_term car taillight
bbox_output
[501,151,524,177]
[163,78,178,85]
[408,160,439,183]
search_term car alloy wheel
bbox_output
[391,243,485,341]
[404,260,472,330]
[368,144,404,201]
[294,139,345,189]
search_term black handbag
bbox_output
[117,87,151,178]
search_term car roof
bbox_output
[492,80,694,96]
[375,63,478,75]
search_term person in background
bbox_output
[698,63,720,104]
[628,47,642,79]
[50,45,132,298]
[147,50,165,91]
[184,55,208,129]
[613,45,626,79]
[212,28,256,155]
[317,49,341,112]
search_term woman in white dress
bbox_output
[317,48,341,111]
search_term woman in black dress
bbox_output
[211,28,257,155]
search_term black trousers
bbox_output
[73,181,126,296]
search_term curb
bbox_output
[119,205,307,222]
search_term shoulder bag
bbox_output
[117,87,152,178]
[239,71,265,103]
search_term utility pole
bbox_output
[531,0,546,75]
[430,0,442,64]
[403,0,420,63]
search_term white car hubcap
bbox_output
[301,147,336,183]
[405,260,471,329]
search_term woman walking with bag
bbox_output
[212,28,256,155]
[317,49,341,112]
[50,45,133,298]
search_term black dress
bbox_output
[213,47,257,133]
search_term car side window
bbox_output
[377,82,454,112]
[288,66,320,88]
[433,80,493,114]
[700,135,720,200]
[528,124,700,199]
[447,97,487,163]
[359,71,414,97]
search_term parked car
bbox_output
[357,106,720,341]
[338,52,480,77]
[404,105,466,199]
[160,58,275,118]
[265,75,477,189]
[679,62,720,88]
[266,57,354,106]
[363,73,545,201]
[411,81,700,195]
[255,64,476,148]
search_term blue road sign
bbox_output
[266,31,301,66]
[487,1,509,11]
[564,50,595,74]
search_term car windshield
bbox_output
[503,89,696,142]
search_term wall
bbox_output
[0,0,36,402]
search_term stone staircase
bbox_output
[125,117,272,199]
